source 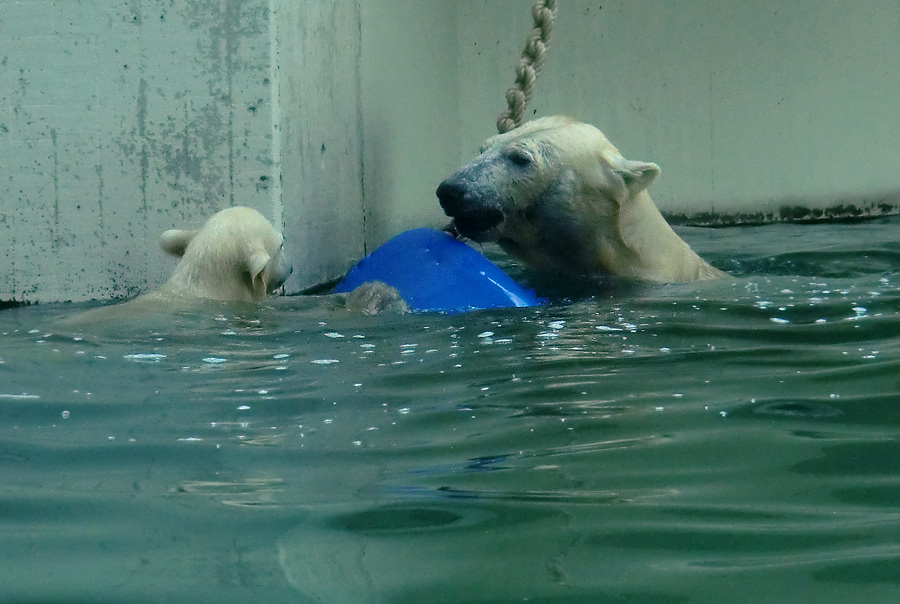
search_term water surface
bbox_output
[1,218,899,603]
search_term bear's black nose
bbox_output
[436,178,503,240]
[435,179,470,217]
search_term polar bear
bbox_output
[436,116,725,283]
[65,206,411,330]
[149,205,292,303]
[66,206,292,328]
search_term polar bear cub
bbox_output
[63,206,292,328]
[437,116,725,283]
[150,205,292,302]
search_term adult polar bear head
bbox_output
[156,205,293,302]
[436,116,725,283]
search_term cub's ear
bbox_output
[248,250,272,294]
[159,229,197,257]
[612,158,661,195]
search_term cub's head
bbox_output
[159,206,293,301]
[436,116,660,274]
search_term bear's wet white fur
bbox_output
[437,116,725,283]
[66,206,292,327]
[152,206,292,303]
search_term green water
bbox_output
[1,218,899,603]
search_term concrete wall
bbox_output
[0,0,458,303]
[276,0,460,292]
[2,0,900,303]
[1,0,280,303]
[359,1,460,251]
[457,0,900,221]
[276,1,367,290]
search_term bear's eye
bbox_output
[507,148,534,167]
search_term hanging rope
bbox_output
[495,0,558,134]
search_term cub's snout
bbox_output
[269,260,293,292]
[436,177,503,241]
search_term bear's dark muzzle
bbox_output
[436,178,504,241]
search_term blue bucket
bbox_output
[333,229,544,313]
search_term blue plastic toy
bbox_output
[333,228,544,313]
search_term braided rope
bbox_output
[495,0,558,134]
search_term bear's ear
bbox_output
[248,250,272,293]
[159,229,197,257]
[479,133,502,154]
[612,159,661,196]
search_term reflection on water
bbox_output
[1,218,899,603]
